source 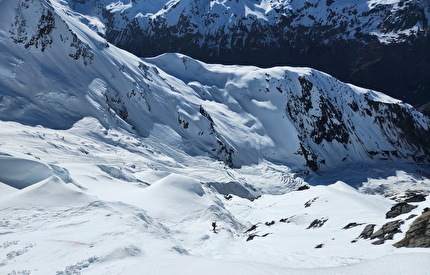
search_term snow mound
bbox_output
[0,175,92,208]
[139,174,212,221]
[0,156,52,189]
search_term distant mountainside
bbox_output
[65,0,430,112]
[1,0,429,171]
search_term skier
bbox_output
[212,221,217,232]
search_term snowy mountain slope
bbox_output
[65,0,430,109]
[146,53,430,171]
[69,0,430,46]
[1,0,430,173]
[1,1,430,273]
[1,0,239,166]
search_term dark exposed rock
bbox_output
[246,234,257,242]
[279,215,295,223]
[246,233,270,242]
[343,222,364,230]
[244,224,258,233]
[297,185,310,191]
[359,224,376,239]
[307,218,328,229]
[265,221,275,226]
[394,211,430,248]
[370,220,404,243]
[315,243,324,249]
[10,4,55,52]
[372,239,385,245]
[406,214,418,220]
[304,197,318,208]
[199,105,215,134]
[404,194,426,203]
[386,202,418,218]
[68,32,94,66]
[223,194,233,200]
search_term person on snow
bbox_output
[212,221,217,232]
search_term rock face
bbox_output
[359,224,376,239]
[370,220,404,245]
[343,222,364,230]
[307,218,328,229]
[394,211,430,248]
[67,0,430,110]
[386,202,418,219]
[405,193,427,203]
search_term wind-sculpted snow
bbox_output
[0,131,429,274]
[0,156,52,189]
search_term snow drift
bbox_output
[0,156,52,189]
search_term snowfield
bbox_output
[1,118,429,274]
[0,0,430,274]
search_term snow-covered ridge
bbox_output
[68,0,429,45]
[63,0,430,112]
[1,0,430,172]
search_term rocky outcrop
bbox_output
[246,233,270,242]
[304,197,319,208]
[394,211,430,248]
[297,185,310,191]
[370,220,404,245]
[307,218,328,229]
[343,222,364,230]
[10,0,94,65]
[358,224,376,239]
[405,193,427,203]
[386,202,418,219]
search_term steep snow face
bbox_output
[146,54,430,170]
[1,0,430,172]
[63,0,430,112]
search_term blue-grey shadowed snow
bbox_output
[0,93,83,130]
[98,164,149,185]
[0,156,52,189]
[305,162,430,192]
[205,181,260,200]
